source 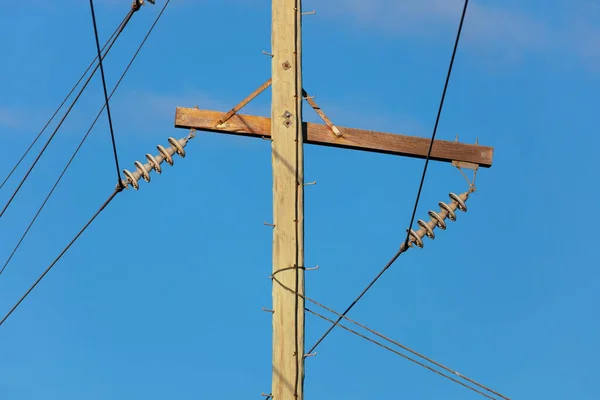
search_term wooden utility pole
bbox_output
[270,0,305,399]
[173,2,494,398]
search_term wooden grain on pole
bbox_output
[271,0,305,399]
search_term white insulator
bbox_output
[439,201,457,221]
[449,192,467,212]
[409,229,424,248]
[145,153,162,174]
[123,136,191,190]
[418,219,436,239]
[428,211,446,230]
[405,191,471,250]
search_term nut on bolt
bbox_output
[282,61,292,70]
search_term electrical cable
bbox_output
[0,0,172,277]
[292,0,303,397]
[306,308,500,400]
[89,0,124,187]
[306,0,470,356]
[0,189,120,327]
[0,6,139,219]
[0,13,128,191]
[271,275,510,400]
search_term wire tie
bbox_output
[303,352,317,358]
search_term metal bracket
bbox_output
[451,160,479,171]
[283,110,293,128]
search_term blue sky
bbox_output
[1,0,599,398]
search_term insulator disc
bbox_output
[123,169,139,190]
[135,161,150,182]
[146,153,162,174]
[157,145,173,165]
[439,202,456,221]
[409,229,423,248]
[418,220,435,239]
[449,192,467,212]
[169,137,186,157]
[428,211,446,230]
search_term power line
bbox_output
[0,13,128,191]
[0,0,172,277]
[306,0,470,355]
[307,248,403,355]
[0,5,141,219]
[0,189,120,327]
[271,275,509,400]
[89,0,124,188]
[400,0,470,252]
[305,308,500,400]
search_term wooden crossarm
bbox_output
[174,107,493,167]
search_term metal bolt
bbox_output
[282,61,291,70]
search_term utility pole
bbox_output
[270,0,305,399]
[173,2,494,399]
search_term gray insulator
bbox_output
[404,190,471,250]
[123,136,190,190]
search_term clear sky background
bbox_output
[0,0,599,399]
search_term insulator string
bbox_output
[404,190,472,250]
[121,131,196,190]
[307,189,473,356]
